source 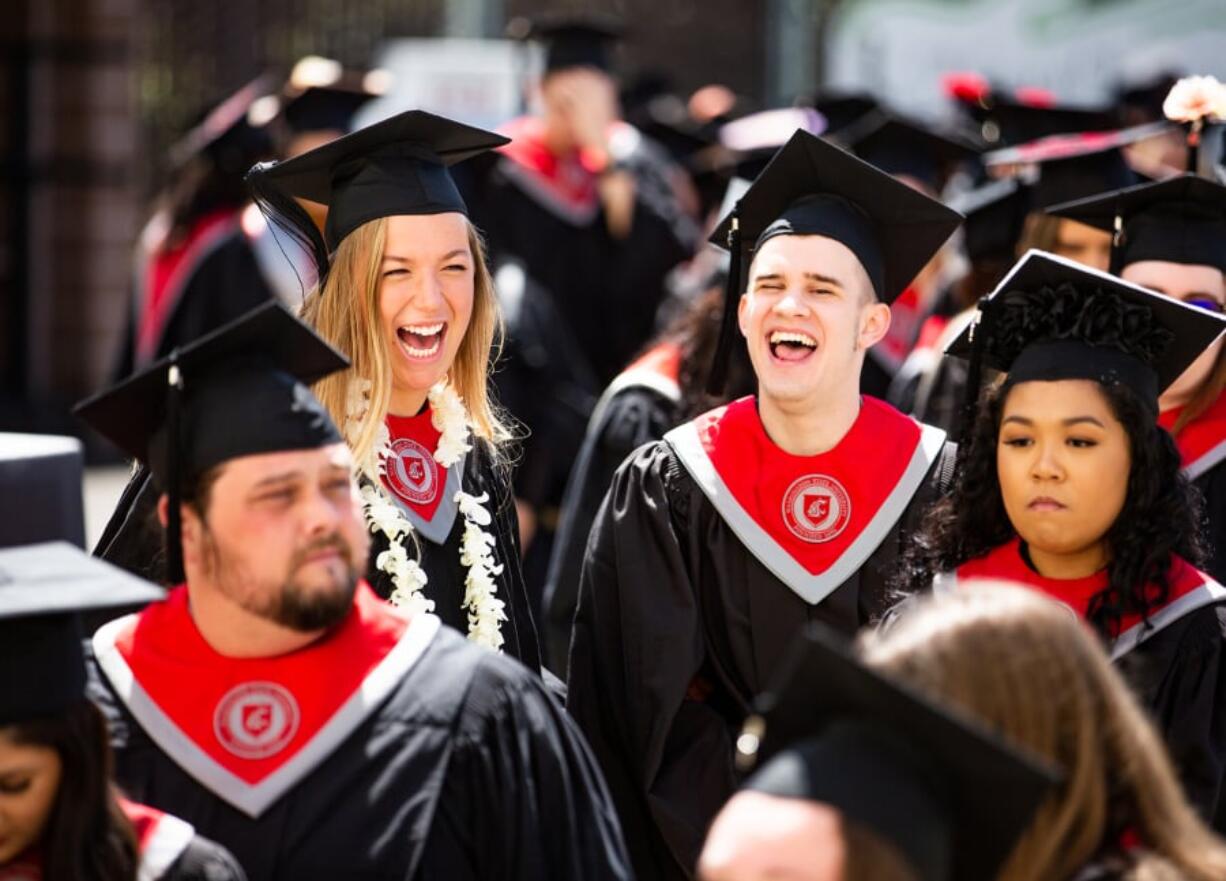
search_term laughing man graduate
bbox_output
[566,129,963,881]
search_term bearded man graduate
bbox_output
[74,304,631,880]
[566,130,963,881]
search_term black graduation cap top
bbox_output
[74,302,349,582]
[738,621,1060,881]
[704,129,963,392]
[836,109,984,191]
[946,249,1226,412]
[169,75,277,174]
[948,177,1031,264]
[509,12,625,74]
[246,109,509,256]
[1046,174,1226,275]
[984,122,1169,210]
[0,542,164,724]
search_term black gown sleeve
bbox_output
[159,835,249,881]
[419,653,633,881]
[543,388,677,673]
[93,463,167,585]
[1195,464,1226,586]
[566,442,708,881]
[1119,604,1226,831]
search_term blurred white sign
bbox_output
[354,38,541,131]
[825,0,1226,119]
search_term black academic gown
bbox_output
[113,219,274,383]
[543,372,681,673]
[87,605,631,881]
[123,800,248,881]
[364,439,544,673]
[567,397,955,880]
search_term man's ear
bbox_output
[857,300,892,351]
[156,494,170,528]
[736,290,750,338]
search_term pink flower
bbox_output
[1163,75,1226,123]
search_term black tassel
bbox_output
[1187,119,1202,176]
[245,161,332,294]
[706,208,742,396]
[165,357,186,585]
[955,300,990,459]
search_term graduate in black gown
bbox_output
[251,111,548,668]
[566,130,964,880]
[1049,174,1226,585]
[0,543,245,881]
[112,78,277,382]
[894,250,1226,829]
[75,305,631,879]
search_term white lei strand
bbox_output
[352,379,506,650]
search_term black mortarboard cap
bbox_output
[803,89,879,135]
[0,542,164,724]
[511,12,625,74]
[947,79,1118,147]
[282,86,378,135]
[0,434,85,549]
[1046,174,1226,275]
[837,110,984,191]
[985,122,1170,210]
[245,110,508,280]
[949,177,1031,264]
[704,130,963,392]
[73,302,349,583]
[169,76,277,174]
[738,622,1060,881]
[946,249,1226,419]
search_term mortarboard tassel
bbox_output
[245,162,332,293]
[706,207,743,396]
[955,299,993,463]
[165,358,186,585]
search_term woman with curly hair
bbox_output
[1,545,245,881]
[895,250,1226,827]
[245,111,543,669]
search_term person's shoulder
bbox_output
[161,833,249,881]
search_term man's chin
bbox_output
[274,574,360,632]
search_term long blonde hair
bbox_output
[301,215,511,473]
[861,584,1226,881]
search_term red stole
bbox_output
[381,408,447,523]
[1159,393,1226,479]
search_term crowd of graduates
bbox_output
[5,12,1226,881]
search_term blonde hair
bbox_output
[301,215,511,473]
[860,584,1226,881]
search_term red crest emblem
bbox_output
[782,475,852,543]
[214,682,300,760]
[383,437,440,506]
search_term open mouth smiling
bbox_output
[396,322,446,360]
[768,329,818,363]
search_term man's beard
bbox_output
[202,530,361,632]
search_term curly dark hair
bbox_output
[895,376,1206,639]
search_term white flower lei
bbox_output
[349,378,508,650]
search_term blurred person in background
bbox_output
[0,545,244,881]
[111,78,277,382]
[459,12,697,598]
[895,252,1226,829]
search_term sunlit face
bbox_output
[0,731,61,864]
[378,213,475,411]
[737,234,890,410]
[1122,260,1226,405]
[997,380,1131,561]
[1053,219,1112,273]
[180,443,369,632]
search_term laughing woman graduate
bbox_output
[896,250,1226,829]
[245,112,541,669]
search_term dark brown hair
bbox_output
[7,700,138,881]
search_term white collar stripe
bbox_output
[137,812,195,881]
[1184,440,1226,481]
[1111,579,1226,660]
[93,613,441,818]
[665,420,946,604]
[391,453,465,545]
